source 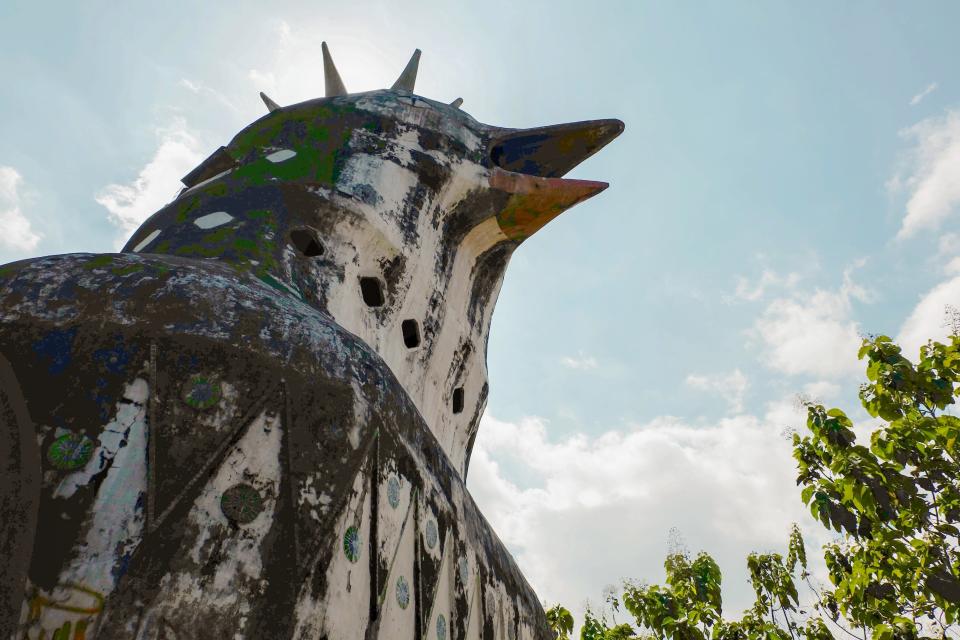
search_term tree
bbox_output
[548,605,576,640]
[794,335,960,637]
[549,334,960,640]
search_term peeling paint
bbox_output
[1,52,623,639]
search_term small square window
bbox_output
[452,387,465,414]
[401,320,421,349]
[360,277,385,307]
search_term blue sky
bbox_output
[3,0,960,628]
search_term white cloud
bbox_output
[95,119,205,248]
[801,380,841,403]
[750,265,871,379]
[732,269,801,302]
[467,412,831,630]
[560,352,599,371]
[897,274,960,357]
[685,369,749,413]
[890,110,960,239]
[910,82,938,106]
[247,20,418,105]
[179,77,241,114]
[0,165,42,254]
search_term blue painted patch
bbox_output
[92,378,112,421]
[112,540,134,581]
[33,326,78,374]
[94,336,133,374]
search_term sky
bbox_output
[3,0,960,630]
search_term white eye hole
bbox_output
[265,149,297,163]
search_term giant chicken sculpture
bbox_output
[0,44,623,639]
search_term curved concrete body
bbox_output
[0,62,622,639]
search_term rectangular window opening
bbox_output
[401,319,421,349]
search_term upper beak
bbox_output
[488,119,624,178]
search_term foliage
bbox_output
[794,334,960,637]
[580,607,640,640]
[548,604,575,640]
[556,334,960,640]
[621,551,722,640]
[616,526,827,640]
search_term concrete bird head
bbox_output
[123,42,623,476]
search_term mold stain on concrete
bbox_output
[0,43,623,639]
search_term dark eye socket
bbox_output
[360,277,385,307]
[289,228,324,257]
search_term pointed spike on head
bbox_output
[391,48,421,92]
[322,41,348,97]
[489,169,609,242]
[259,92,281,113]
[450,97,464,109]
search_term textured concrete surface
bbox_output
[0,45,622,639]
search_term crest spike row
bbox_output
[450,97,463,109]
[322,41,348,97]
[391,49,421,92]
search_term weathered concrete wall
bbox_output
[1,253,549,638]
[0,48,622,639]
[122,88,621,478]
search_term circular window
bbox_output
[181,374,221,411]
[343,525,362,563]
[396,575,410,609]
[220,483,264,525]
[425,518,438,549]
[387,476,401,509]
[47,433,94,471]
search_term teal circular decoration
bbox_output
[425,518,438,549]
[181,374,221,410]
[396,575,410,609]
[344,525,361,563]
[47,433,94,471]
[436,613,446,640]
[387,476,401,509]
[220,484,263,524]
[458,556,469,585]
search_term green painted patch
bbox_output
[229,105,359,187]
[176,195,202,223]
[83,255,114,269]
[234,238,256,251]
[111,264,144,276]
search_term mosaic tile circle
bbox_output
[387,476,401,509]
[344,525,361,563]
[436,613,447,640]
[396,575,410,609]
[425,518,438,549]
[458,556,470,585]
[220,483,263,525]
[47,433,94,471]
[181,374,221,410]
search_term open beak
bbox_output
[487,119,624,241]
